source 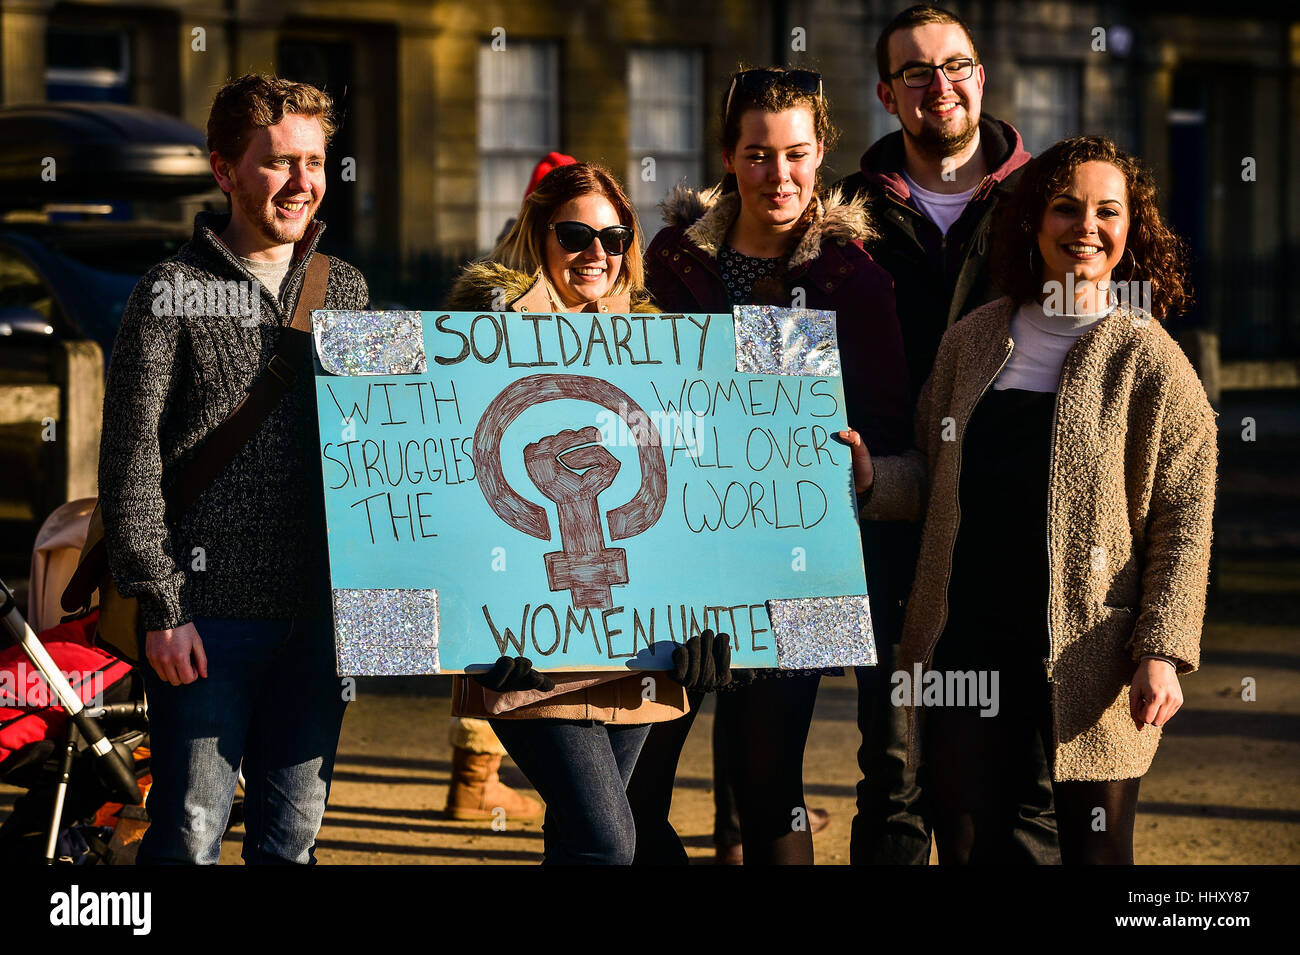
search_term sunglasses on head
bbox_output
[724,69,823,122]
[548,221,635,256]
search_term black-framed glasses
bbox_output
[888,56,978,88]
[548,221,634,256]
[724,69,823,123]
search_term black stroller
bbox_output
[0,579,148,864]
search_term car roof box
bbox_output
[0,103,212,207]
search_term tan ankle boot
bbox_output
[445,747,544,822]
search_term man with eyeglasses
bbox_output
[836,5,1058,866]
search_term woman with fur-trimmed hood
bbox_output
[645,182,909,453]
[445,161,732,865]
[627,67,911,866]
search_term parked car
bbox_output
[0,102,213,205]
[0,103,220,578]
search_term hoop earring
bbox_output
[1027,246,1038,277]
[1117,248,1138,283]
[1104,249,1139,310]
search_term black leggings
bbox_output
[629,675,822,865]
[627,690,704,865]
[715,674,822,864]
[925,674,1139,865]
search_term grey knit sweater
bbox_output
[98,211,369,630]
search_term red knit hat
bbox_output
[525,152,578,198]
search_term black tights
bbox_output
[629,674,821,865]
[627,691,703,865]
[925,677,1139,865]
[713,674,822,865]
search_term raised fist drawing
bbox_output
[523,425,628,609]
[524,426,622,505]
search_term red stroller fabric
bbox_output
[0,611,133,768]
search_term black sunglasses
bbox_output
[724,69,823,122]
[548,221,634,256]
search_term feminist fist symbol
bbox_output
[473,374,668,611]
[524,426,628,609]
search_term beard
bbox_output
[230,185,316,246]
[903,106,979,161]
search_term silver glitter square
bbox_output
[332,588,440,676]
[314,310,427,376]
[767,594,875,668]
[733,306,841,377]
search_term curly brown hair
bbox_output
[990,136,1192,319]
[207,73,337,165]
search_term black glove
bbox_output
[671,629,732,692]
[470,656,555,693]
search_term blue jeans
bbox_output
[137,617,348,865]
[489,718,650,865]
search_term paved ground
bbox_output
[4,391,1298,864]
[228,389,1300,865]
[200,549,1297,865]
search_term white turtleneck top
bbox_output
[993,299,1116,393]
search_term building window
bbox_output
[477,40,559,251]
[45,27,130,102]
[1013,63,1080,155]
[627,48,703,233]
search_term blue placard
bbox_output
[313,308,874,675]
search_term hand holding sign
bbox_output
[471,655,556,693]
[838,428,874,494]
[670,629,733,692]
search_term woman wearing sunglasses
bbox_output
[629,67,911,865]
[450,163,644,313]
[445,161,730,864]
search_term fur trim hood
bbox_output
[445,260,658,313]
[658,182,879,270]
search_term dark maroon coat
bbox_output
[645,185,911,456]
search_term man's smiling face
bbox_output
[878,22,984,160]
[212,112,327,247]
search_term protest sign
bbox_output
[313,306,874,675]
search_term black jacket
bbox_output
[834,117,1030,642]
[835,116,1030,404]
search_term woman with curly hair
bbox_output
[839,135,1216,864]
